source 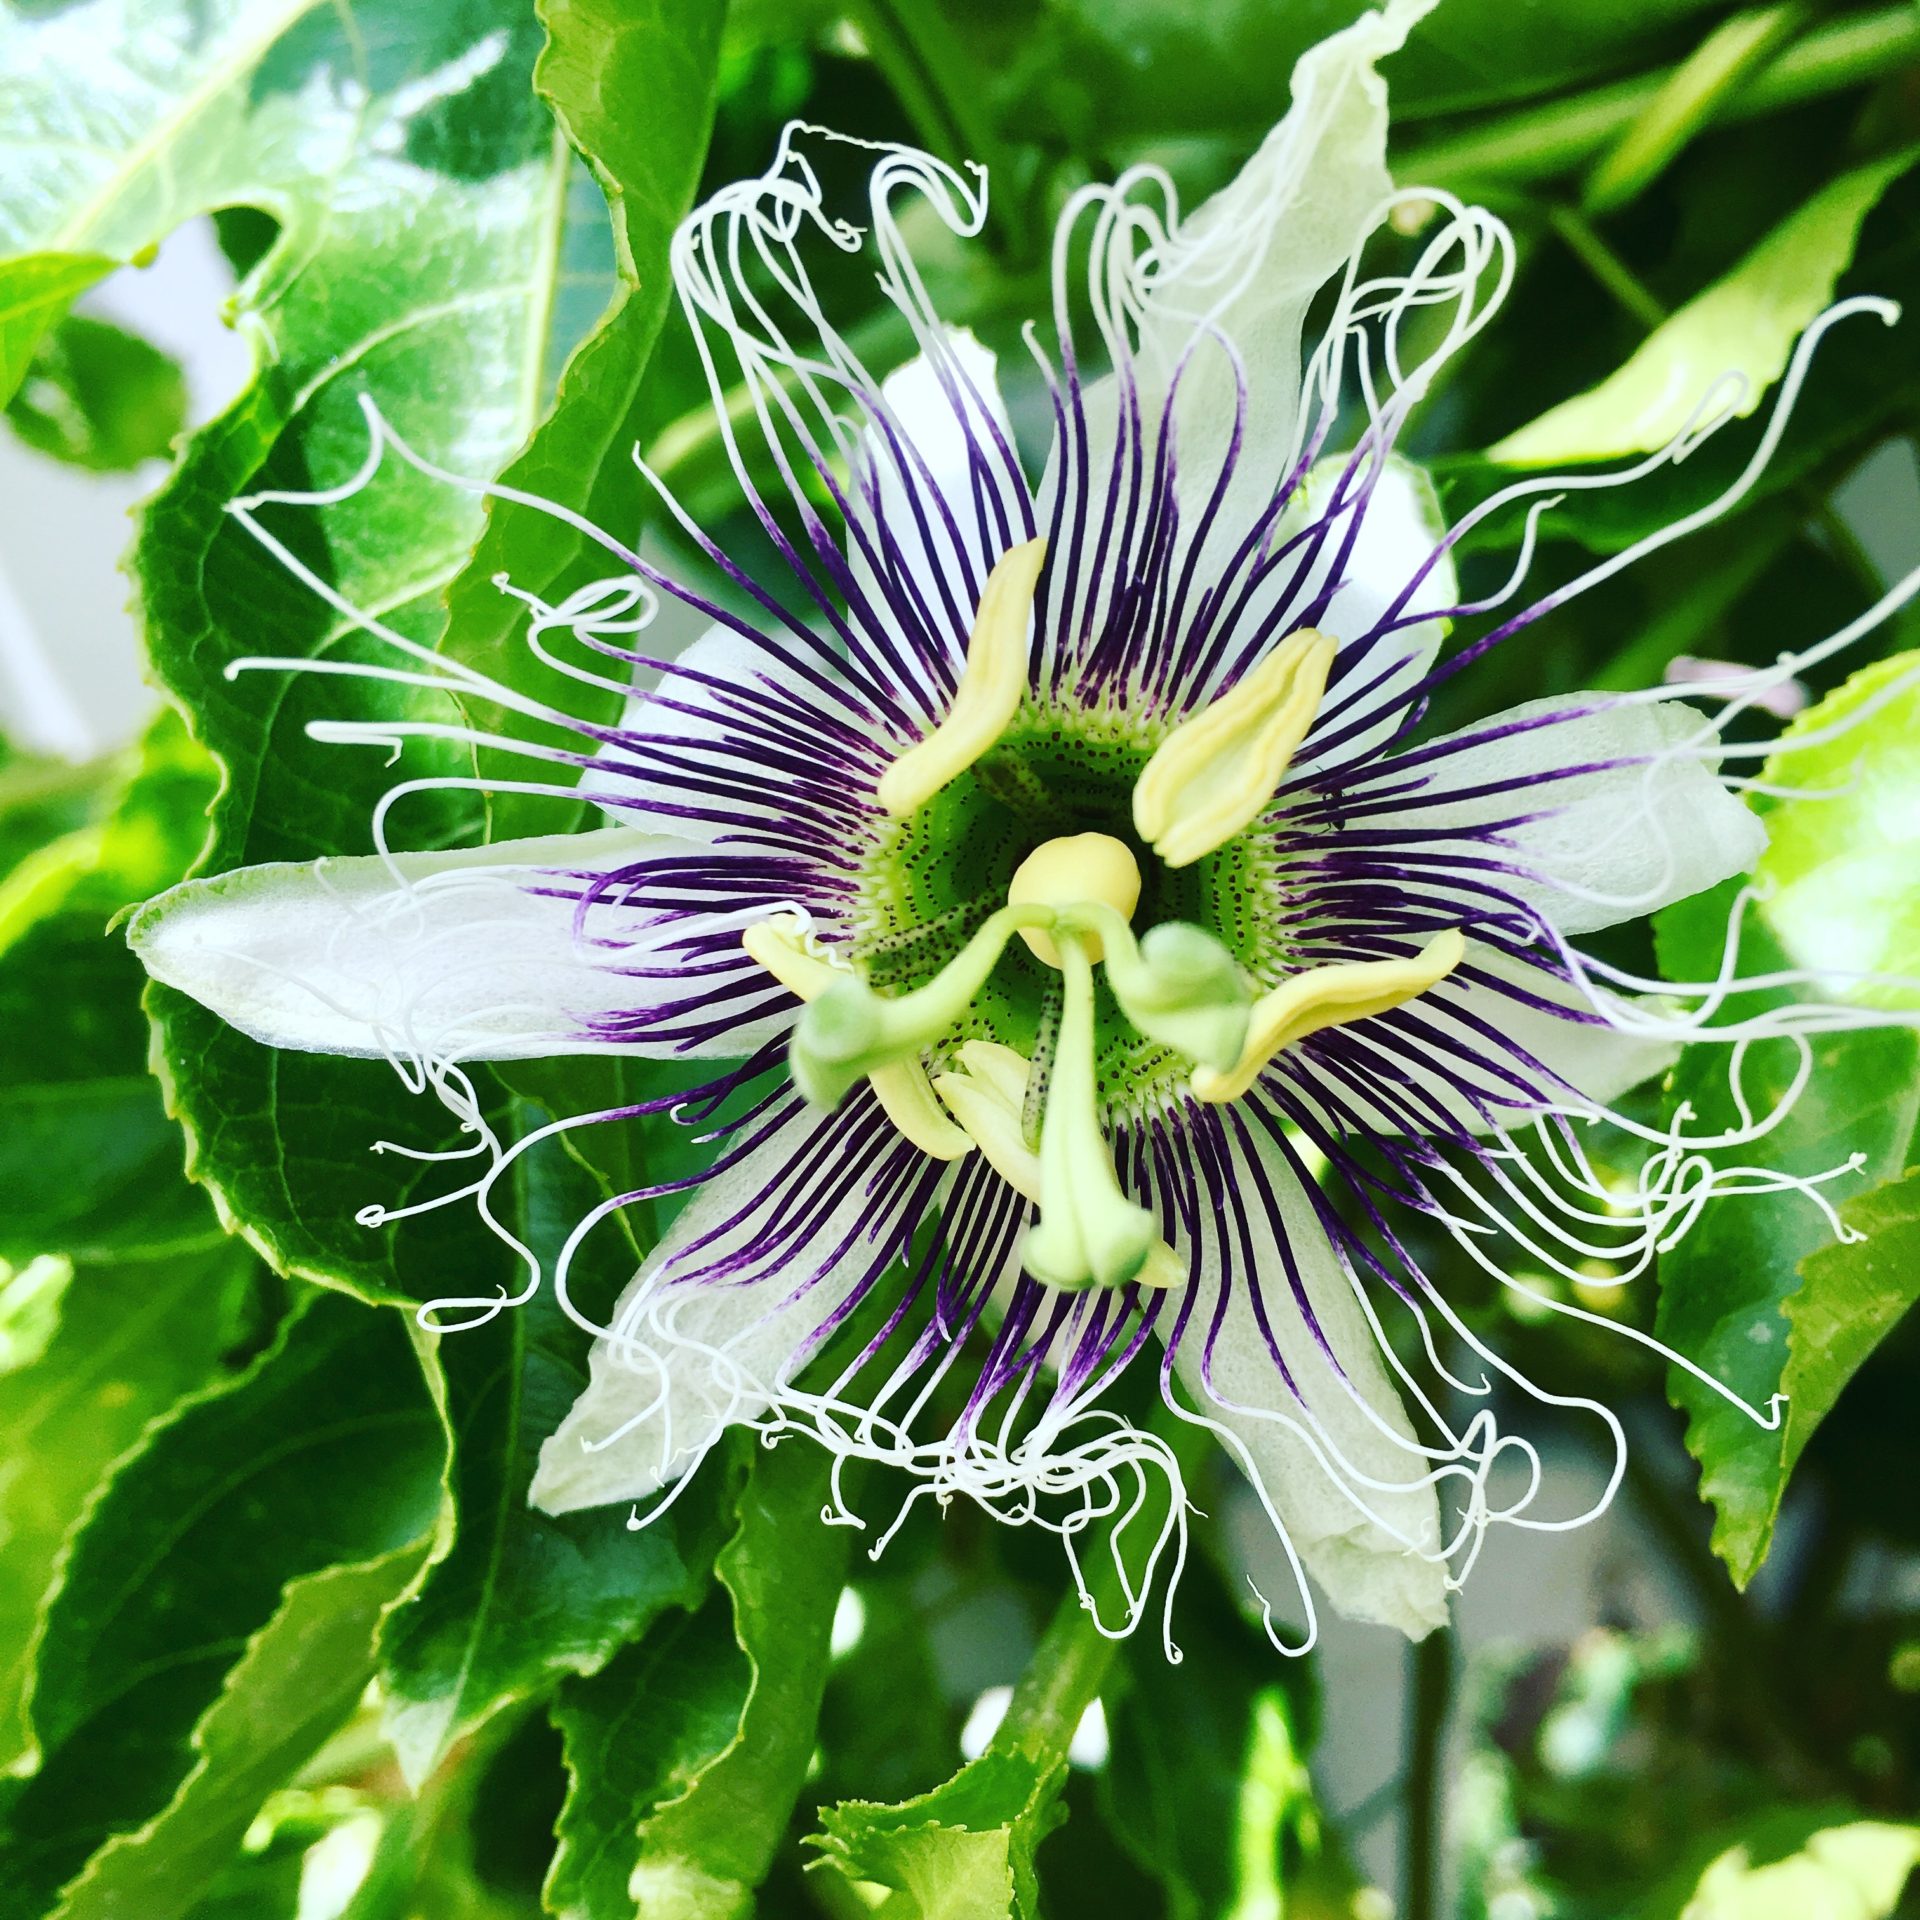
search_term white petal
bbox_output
[1339,941,1677,1138]
[129,828,720,1063]
[1140,0,1433,537]
[590,619,865,836]
[1456,945,1677,1116]
[1288,452,1455,759]
[850,329,1029,677]
[532,1111,928,1512]
[1034,1,1434,690]
[1306,455,1454,661]
[1170,1130,1448,1638]
[1378,695,1768,936]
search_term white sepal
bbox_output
[532,1107,928,1512]
[1168,1129,1449,1639]
[129,828,742,1064]
[1375,694,1767,937]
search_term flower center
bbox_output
[741,542,1468,1291]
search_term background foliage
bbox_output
[2,0,1918,1915]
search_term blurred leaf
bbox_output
[1581,5,1812,218]
[1754,650,1920,1011]
[547,1440,849,1920]
[0,743,123,876]
[1433,167,1920,560]
[0,253,116,405]
[1780,1168,1920,1498]
[440,0,727,842]
[986,0,1734,151]
[1494,149,1919,465]
[0,1289,443,1919]
[816,1573,954,1805]
[1099,1566,1315,1920]
[0,1246,259,1771]
[376,1109,731,1788]
[1654,882,1920,1584]
[0,717,221,1267]
[7,313,187,471]
[1649,1816,1920,1920]
[176,1829,310,1920]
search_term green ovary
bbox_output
[851,708,1279,1113]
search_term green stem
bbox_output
[988,1405,1208,1767]
[1546,204,1668,331]
[1584,3,1812,214]
[1399,5,1920,187]
[840,0,1033,258]
[1402,1627,1455,1920]
[1808,491,1889,599]
[990,1579,1128,1770]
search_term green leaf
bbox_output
[0,1288,444,1918]
[547,1597,753,1920]
[1653,883,1920,1585]
[376,1110,730,1787]
[813,1409,1202,1920]
[439,0,727,842]
[548,1440,852,1920]
[815,1749,1069,1920]
[1779,1168,1920,1497]
[1099,1567,1315,1920]
[51,1544,429,1920]
[7,313,187,471]
[0,1246,260,1770]
[0,0,366,395]
[117,0,635,1306]
[1491,149,1919,466]
[1752,650,1920,1012]
[0,717,222,1267]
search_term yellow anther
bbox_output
[936,1042,1184,1291]
[877,536,1047,817]
[866,1062,976,1159]
[1007,832,1140,966]
[1132,628,1338,868]
[1192,929,1467,1105]
[742,916,972,1159]
[741,914,848,999]
[933,1041,1042,1202]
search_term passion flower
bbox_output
[129,0,1900,1647]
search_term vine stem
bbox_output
[1402,1626,1455,1920]
[991,1573,1130,1768]
[1584,3,1812,215]
[989,1404,1210,1767]
[1399,6,1920,187]
[1546,204,1667,331]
